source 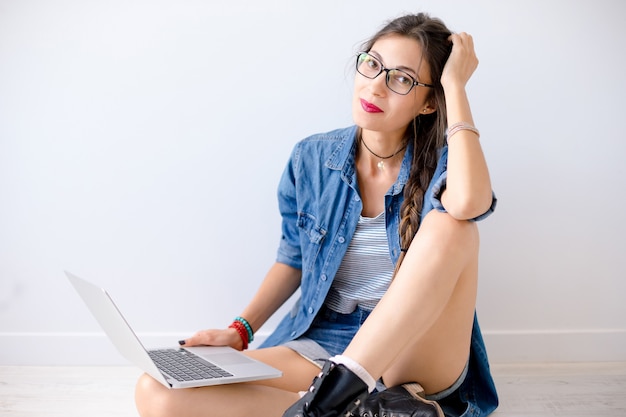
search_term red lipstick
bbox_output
[360,99,383,113]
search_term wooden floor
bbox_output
[1,362,625,416]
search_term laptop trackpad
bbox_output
[186,346,254,365]
[210,352,254,365]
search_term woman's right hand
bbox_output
[178,327,245,350]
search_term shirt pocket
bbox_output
[297,212,327,271]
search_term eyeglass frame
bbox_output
[355,51,435,95]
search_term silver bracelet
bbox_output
[447,122,480,143]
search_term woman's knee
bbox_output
[135,373,176,417]
[418,210,479,250]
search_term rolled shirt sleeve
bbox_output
[424,147,497,222]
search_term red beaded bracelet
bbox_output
[228,321,249,350]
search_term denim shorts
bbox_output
[282,304,467,400]
[291,304,371,357]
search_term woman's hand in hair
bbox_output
[441,32,479,90]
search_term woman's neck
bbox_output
[359,129,406,157]
[358,128,407,173]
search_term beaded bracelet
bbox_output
[228,321,249,350]
[447,122,480,143]
[234,316,254,343]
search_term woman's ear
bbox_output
[420,102,436,115]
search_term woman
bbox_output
[135,12,498,417]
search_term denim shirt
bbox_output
[261,125,498,416]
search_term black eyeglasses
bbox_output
[356,52,434,95]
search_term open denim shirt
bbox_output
[261,125,498,416]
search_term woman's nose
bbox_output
[368,72,388,96]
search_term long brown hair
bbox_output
[359,13,453,274]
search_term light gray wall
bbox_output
[1,0,625,365]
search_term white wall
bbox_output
[1,0,625,365]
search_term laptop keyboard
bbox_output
[148,348,234,381]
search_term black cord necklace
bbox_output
[360,136,407,170]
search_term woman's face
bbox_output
[352,34,434,137]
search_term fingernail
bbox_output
[178,340,186,346]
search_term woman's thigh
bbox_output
[244,345,321,390]
[381,268,477,394]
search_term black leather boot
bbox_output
[351,383,444,417]
[282,360,369,417]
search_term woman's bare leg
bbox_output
[344,209,480,394]
[135,346,320,417]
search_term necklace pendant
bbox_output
[377,160,385,170]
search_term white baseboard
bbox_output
[1,329,625,365]
[482,329,626,363]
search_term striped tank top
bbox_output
[325,211,394,313]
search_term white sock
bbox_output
[330,355,376,393]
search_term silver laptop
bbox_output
[66,271,282,389]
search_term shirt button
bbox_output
[354,196,360,201]
[321,274,327,281]
[308,307,314,314]
[291,331,297,337]
[338,236,345,243]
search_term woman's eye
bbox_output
[366,59,380,70]
[391,72,412,86]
